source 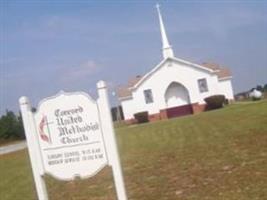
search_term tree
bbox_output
[264,84,267,92]
[0,110,25,139]
[256,85,264,92]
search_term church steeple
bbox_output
[156,4,174,59]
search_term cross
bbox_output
[43,115,54,144]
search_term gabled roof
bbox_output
[201,62,221,71]
[215,68,231,79]
[201,62,232,79]
[117,75,142,99]
[117,58,232,99]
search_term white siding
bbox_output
[218,79,234,100]
[120,98,136,120]
[121,59,233,120]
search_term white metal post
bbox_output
[97,81,127,200]
[19,96,49,200]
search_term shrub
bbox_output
[224,98,229,105]
[134,111,149,123]
[204,95,226,110]
[251,96,261,101]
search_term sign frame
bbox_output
[34,90,109,181]
[19,80,127,200]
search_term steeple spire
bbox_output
[156,4,174,59]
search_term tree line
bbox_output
[0,110,25,140]
[253,84,267,92]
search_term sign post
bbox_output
[97,81,127,200]
[19,80,127,200]
[19,97,48,200]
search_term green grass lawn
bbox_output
[1,101,267,200]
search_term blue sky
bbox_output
[1,0,267,115]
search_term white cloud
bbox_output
[60,60,100,83]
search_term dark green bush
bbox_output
[224,98,229,105]
[251,96,261,101]
[134,111,149,123]
[204,95,226,110]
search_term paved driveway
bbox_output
[0,141,27,155]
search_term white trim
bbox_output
[172,57,214,73]
[35,90,96,113]
[118,95,133,101]
[131,57,214,90]
[218,76,232,81]
[129,58,167,90]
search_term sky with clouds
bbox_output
[1,0,267,115]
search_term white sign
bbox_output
[34,92,107,180]
[19,81,127,200]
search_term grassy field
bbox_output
[0,139,23,147]
[0,100,267,200]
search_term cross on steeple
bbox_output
[156,4,174,59]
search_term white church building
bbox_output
[117,5,234,123]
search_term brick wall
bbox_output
[191,103,206,114]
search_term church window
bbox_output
[144,89,154,104]
[198,78,208,93]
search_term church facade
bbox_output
[117,5,234,123]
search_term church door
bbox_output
[164,82,192,118]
